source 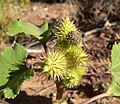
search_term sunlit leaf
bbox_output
[7,20,48,40]
[107,43,120,96]
[0,43,34,98]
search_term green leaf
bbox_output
[4,68,33,99]
[0,43,34,98]
[40,21,56,43]
[7,20,48,40]
[0,65,10,86]
[107,77,120,96]
[14,43,26,64]
[107,43,120,96]
[110,43,120,72]
[38,22,48,35]
[0,43,26,86]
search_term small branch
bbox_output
[84,21,118,36]
[83,72,111,77]
[26,49,42,53]
[26,41,40,48]
[82,93,111,104]
[83,21,120,49]
[33,83,56,95]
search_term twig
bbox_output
[26,41,40,48]
[82,93,111,104]
[84,21,118,36]
[83,72,111,77]
[83,21,120,49]
[33,83,56,95]
[26,48,43,53]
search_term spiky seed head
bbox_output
[55,17,77,38]
[64,67,85,88]
[55,37,70,50]
[65,45,88,68]
[55,17,78,50]
[43,51,68,81]
[66,31,82,46]
[53,101,67,104]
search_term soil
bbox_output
[19,2,78,26]
[1,1,120,104]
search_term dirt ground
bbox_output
[19,2,78,25]
[1,1,120,104]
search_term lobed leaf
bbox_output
[107,43,120,96]
[3,68,33,99]
[7,20,48,40]
[0,43,34,98]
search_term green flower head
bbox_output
[55,17,78,50]
[43,17,88,89]
[64,67,85,88]
[43,51,68,81]
[55,17,77,38]
[65,45,88,68]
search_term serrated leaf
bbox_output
[14,43,26,64]
[107,77,120,96]
[4,88,15,99]
[0,65,10,86]
[0,43,26,86]
[110,43,120,72]
[0,43,34,98]
[7,20,48,40]
[0,48,17,65]
[4,68,33,99]
[107,43,120,96]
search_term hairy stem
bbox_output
[83,93,111,104]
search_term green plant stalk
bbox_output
[52,17,87,102]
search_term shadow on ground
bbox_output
[7,91,52,104]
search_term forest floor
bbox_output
[2,1,120,104]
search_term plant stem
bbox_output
[82,93,111,104]
[56,81,65,101]
[0,91,3,99]
[42,43,48,53]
